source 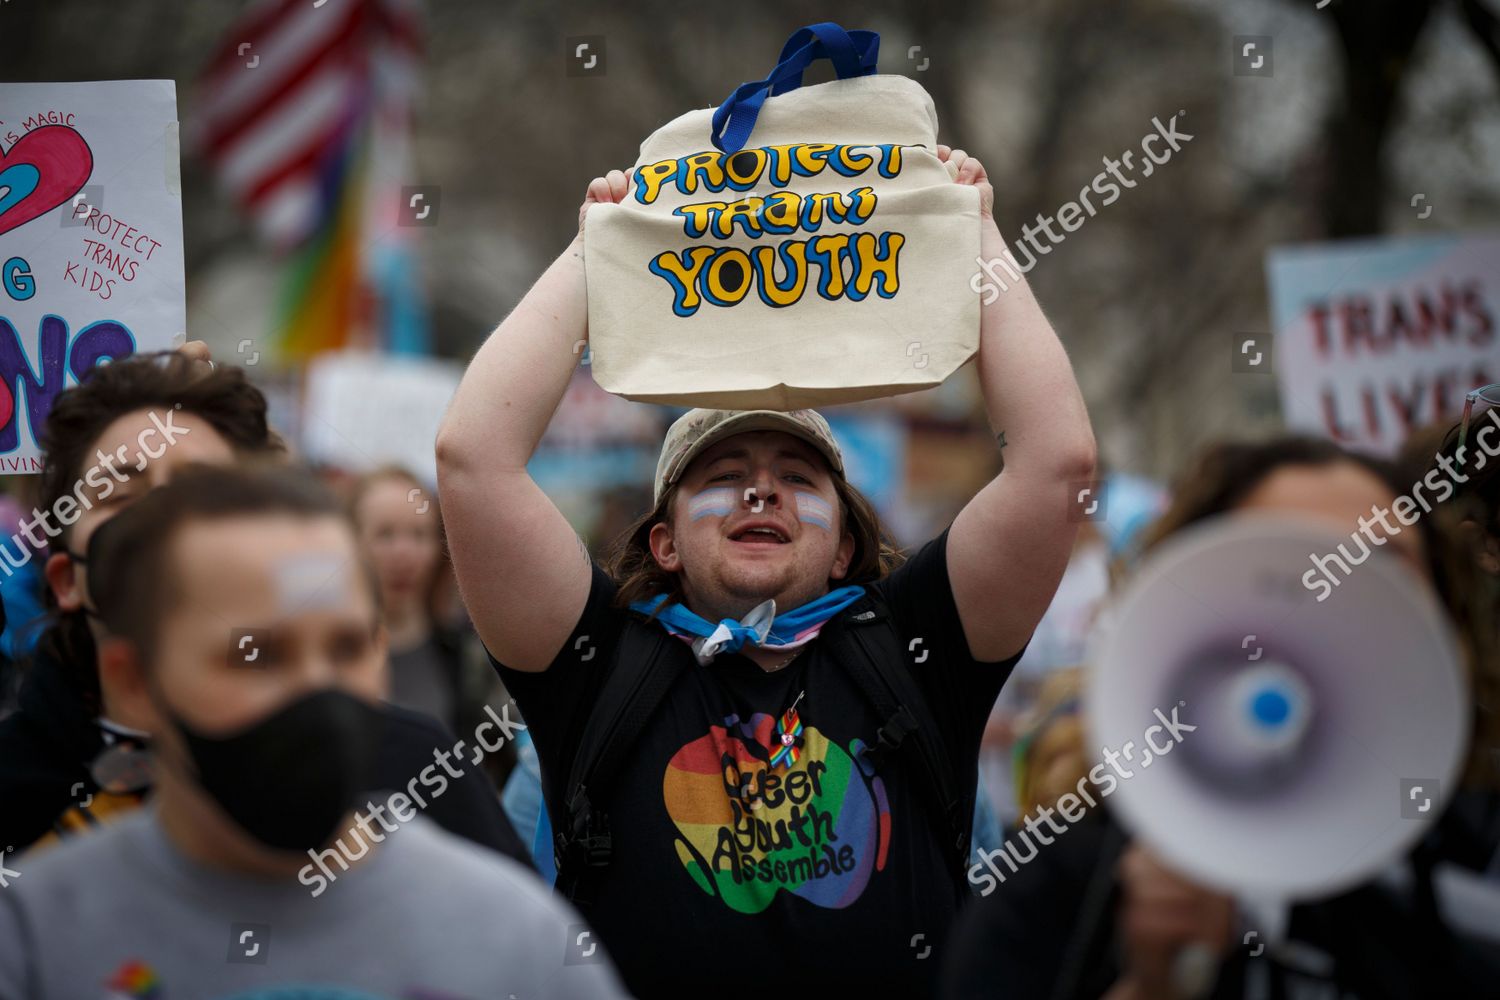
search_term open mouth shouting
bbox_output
[727,518,792,548]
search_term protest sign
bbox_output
[1267,234,1500,456]
[301,351,462,486]
[0,80,185,472]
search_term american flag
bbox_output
[194,0,421,248]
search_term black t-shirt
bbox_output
[492,528,1021,998]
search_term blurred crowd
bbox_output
[0,341,1493,998]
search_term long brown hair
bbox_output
[1398,420,1500,790]
[603,471,902,612]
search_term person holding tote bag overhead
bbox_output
[438,22,1095,997]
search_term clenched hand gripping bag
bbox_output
[584,23,981,410]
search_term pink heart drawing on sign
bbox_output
[0,125,95,239]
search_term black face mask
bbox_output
[157,687,386,853]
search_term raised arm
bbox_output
[436,170,631,672]
[943,147,1098,663]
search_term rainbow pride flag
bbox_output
[272,124,370,360]
[199,0,426,362]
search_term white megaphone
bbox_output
[1086,514,1469,964]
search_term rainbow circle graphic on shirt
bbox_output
[105,960,160,999]
[663,711,891,914]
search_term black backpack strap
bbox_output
[823,596,973,880]
[553,616,683,910]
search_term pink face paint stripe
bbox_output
[793,491,834,530]
[687,487,737,520]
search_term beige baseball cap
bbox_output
[653,408,845,505]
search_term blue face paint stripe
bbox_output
[687,487,737,520]
[793,491,834,530]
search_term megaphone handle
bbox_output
[1237,895,1291,947]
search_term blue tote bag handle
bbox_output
[711,22,880,154]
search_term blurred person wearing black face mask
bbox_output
[0,464,623,1000]
[0,351,528,865]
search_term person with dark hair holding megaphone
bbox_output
[940,436,1500,1000]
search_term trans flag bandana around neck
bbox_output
[630,585,866,666]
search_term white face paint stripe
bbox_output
[687,487,738,520]
[273,553,355,614]
[793,491,834,530]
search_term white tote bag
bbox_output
[584,23,980,411]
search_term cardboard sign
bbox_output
[301,351,462,487]
[1267,234,1500,455]
[0,81,185,472]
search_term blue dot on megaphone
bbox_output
[1250,687,1292,728]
